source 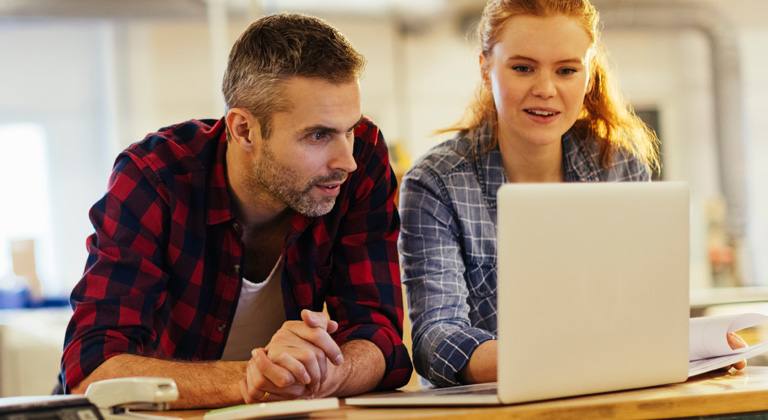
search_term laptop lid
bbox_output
[496,182,690,404]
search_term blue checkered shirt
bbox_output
[398,123,650,387]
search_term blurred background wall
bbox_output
[0,0,767,397]
[0,0,765,300]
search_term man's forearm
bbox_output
[69,354,247,409]
[325,339,385,397]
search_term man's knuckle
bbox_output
[274,374,290,388]
[312,347,326,360]
[296,348,314,363]
[273,330,290,340]
[307,329,324,342]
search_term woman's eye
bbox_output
[512,66,533,73]
[558,68,577,75]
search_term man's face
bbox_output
[244,76,361,217]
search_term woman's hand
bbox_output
[727,332,748,371]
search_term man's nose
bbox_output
[329,136,357,174]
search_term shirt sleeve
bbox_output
[61,152,170,391]
[325,119,413,390]
[398,165,496,387]
[633,158,652,181]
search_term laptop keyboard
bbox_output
[419,383,498,397]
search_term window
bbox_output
[0,123,54,297]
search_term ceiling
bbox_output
[0,0,206,19]
[0,0,469,20]
[1,1,760,32]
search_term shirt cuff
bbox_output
[334,323,414,390]
[428,327,496,387]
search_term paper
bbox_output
[203,398,339,420]
[688,313,768,377]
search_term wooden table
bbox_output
[159,366,768,420]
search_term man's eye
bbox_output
[313,132,330,141]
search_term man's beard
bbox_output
[246,142,348,217]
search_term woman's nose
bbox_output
[531,74,556,98]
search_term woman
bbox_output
[398,0,745,387]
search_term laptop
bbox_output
[347,182,690,406]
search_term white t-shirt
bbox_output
[220,257,286,361]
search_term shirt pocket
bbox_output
[464,262,497,298]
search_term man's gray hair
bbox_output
[222,13,366,139]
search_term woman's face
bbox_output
[481,14,593,151]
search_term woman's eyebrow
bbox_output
[506,55,584,65]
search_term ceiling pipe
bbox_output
[599,1,747,243]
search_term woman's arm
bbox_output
[457,340,497,384]
[398,166,496,387]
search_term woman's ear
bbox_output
[225,108,260,152]
[479,54,492,91]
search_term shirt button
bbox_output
[217,323,226,332]
[233,264,241,274]
[232,222,240,232]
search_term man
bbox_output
[60,13,412,408]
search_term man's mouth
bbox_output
[312,171,348,195]
[314,173,347,195]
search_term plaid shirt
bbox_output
[61,117,412,392]
[398,123,649,387]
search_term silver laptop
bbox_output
[347,182,690,406]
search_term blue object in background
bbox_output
[0,287,69,309]
[27,295,70,308]
[0,287,29,309]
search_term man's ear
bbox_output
[225,108,261,152]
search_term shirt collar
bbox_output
[470,123,507,209]
[205,118,236,225]
[470,124,602,205]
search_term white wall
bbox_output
[0,21,115,296]
[604,29,721,289]
[741,23,768,288]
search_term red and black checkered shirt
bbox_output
[61,117,412,391]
